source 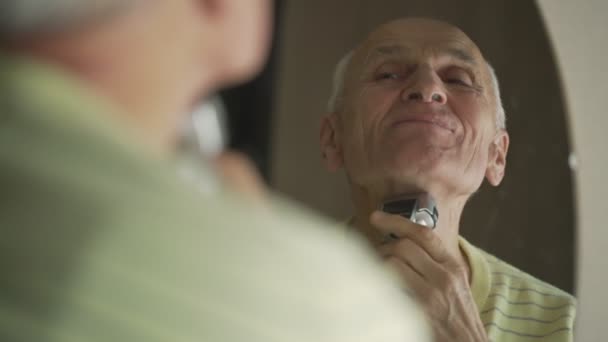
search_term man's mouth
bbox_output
[391,115,456,133]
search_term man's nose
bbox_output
[401,69,447,105]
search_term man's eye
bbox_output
[445,78,471,86]
[376,72,401,80]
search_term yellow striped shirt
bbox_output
[461,237,576,341]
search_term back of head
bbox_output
[1,0,272,153]
[0,0,131,38]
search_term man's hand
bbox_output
[370,211,488,342]
[213,151,267,204]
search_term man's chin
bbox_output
[385,147,443,168]
[384,128,458,151]
[378,151,445,181]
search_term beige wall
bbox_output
[537,0,608,339]
[272,1,575,293]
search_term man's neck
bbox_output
[349,182,472,282]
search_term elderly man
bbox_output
[0,2,429,341]
[320,18,576,341]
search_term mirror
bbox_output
[270,0,575,294]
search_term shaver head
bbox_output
[380,193,439,229]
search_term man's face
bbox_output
[332,19,506,198]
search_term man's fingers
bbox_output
[371,210,449,263]
[380,239,447,284]
[213,151,267,203]
[371,210,428,237]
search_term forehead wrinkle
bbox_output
[355,35,410,62]
[362,41,480,69]
[443,47,477,66]
[375,44,410,55]
[360,43,408,68]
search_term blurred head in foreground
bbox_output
[1,0,272,153]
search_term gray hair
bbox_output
[0,0,136,36]
[327,51,507,130]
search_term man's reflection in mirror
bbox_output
[319,17,576,341]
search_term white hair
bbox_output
[0,0,136,36]
[327,51,507,130]
[486,63,507,130]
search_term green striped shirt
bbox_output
[0,53,429,341]
[461,238,576,341]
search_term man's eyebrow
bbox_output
[444,48,477,65]
[363,45,410,67]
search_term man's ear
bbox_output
[320,113,344,172]
[485,130,510,186]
